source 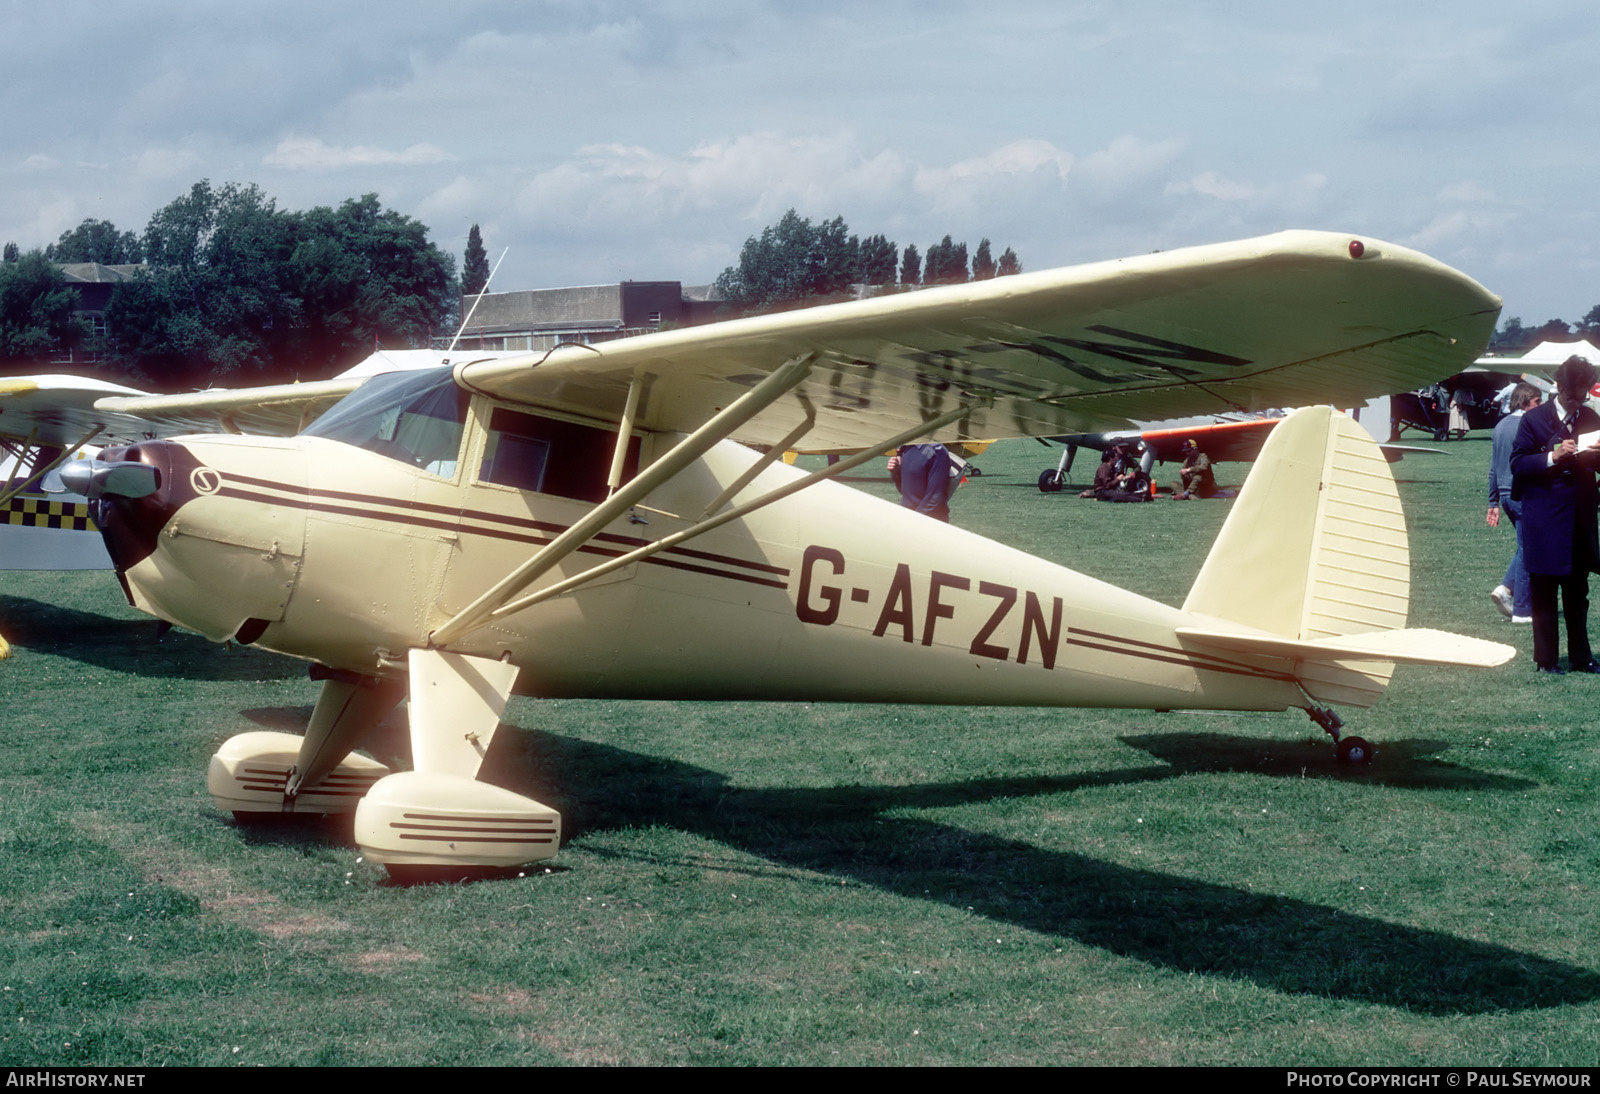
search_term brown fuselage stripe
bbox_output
[1067,626,1297,682]
[215,485,791,591]
[221,472,790,576]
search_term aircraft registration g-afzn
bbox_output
[5,230,1516,879]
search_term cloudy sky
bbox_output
[4,1,1596,327]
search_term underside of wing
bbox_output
[0,374,162,447]
[93,377,364,438]
[455,230,1502,449]
[87,351,527,439]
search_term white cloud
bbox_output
[21,154,60,171]
[263,136,454,170]
[1403,207,1514,252]
[514,132,919,231]
[1167,171,1259,202]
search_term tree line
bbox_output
[2,181,460,390]
[1490,310,1600,353]
[713,209,1020,313]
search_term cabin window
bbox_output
[301,367,469,478]
[479,406,639,503]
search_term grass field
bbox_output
[3,434,1598,1066]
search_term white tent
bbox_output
[1474,339,1600,373]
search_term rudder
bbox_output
[1182,406,1407,707]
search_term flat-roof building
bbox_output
[447,281,725,352]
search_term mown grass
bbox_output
[2,435,1598,1065]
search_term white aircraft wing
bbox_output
[0,374,362,445]
[91,377,362,438]
[452,230,1501,449]
[2,230,1500,453]
[30,352,524,440]
[0,375,168,448]
[88,350,530,436]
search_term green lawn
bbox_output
[2,433,1597,1066]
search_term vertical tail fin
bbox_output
[1182,406,1408,707]
[1184,405,1409,636]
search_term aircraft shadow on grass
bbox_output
[0,594,302,681]
[502,725,1593,1015]
[223,705,1595,1015]
[1120,732,1538,792]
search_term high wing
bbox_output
[0,373,363,446]
[7,230,1498,454]
[451,230,1500,449]
[93,376,362,438]
[0,374,167,448]
[89,350,533,437]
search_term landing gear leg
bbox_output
[1303,706,1374,765]
[354,650,561,881]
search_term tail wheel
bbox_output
[1336,736,1374,765]
[1037,469,1062,493]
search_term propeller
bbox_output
[55,458,160,500]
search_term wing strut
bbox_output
[606,374,646,496]
[698,394,816,519]
[0,424,103,506]
[428,354,817,648]
[457,396,987,635]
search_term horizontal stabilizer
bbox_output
[1176,625,1516,668]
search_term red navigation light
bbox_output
[1349,239,1365,258]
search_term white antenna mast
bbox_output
[448,247,509,353]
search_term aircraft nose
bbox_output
[87,439,208,574]
[57,457,161,500]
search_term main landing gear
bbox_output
[1305,706,1374,766]
[208,654,562,882]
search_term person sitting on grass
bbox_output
[1171,438,1217,499]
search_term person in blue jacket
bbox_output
[1487,383,1542,623]
[1510,357,1600,673]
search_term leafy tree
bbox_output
[107,181,456,388]
[462,223,490,297]
[1490,316,1527,351]
[3,242,17,263]
[972,238,995,281]
[0,250,83,362]
[997,247,1021,276]
[1579,305,1600,345]
[899,243,920,285]
[714,209,861,310]
[110,181,297,386]
[282,194,458,376]
[923,235,968,285]
[858,234,897,285]
[45,218,143,264]
[1527,319,1573,346]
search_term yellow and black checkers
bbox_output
[2,496,97,532]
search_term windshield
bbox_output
[301,367,468,478]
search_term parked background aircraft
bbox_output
[1033,397,1431,492]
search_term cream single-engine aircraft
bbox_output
[11,231,1516,878]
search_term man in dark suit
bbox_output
[1511,356,1600,673]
